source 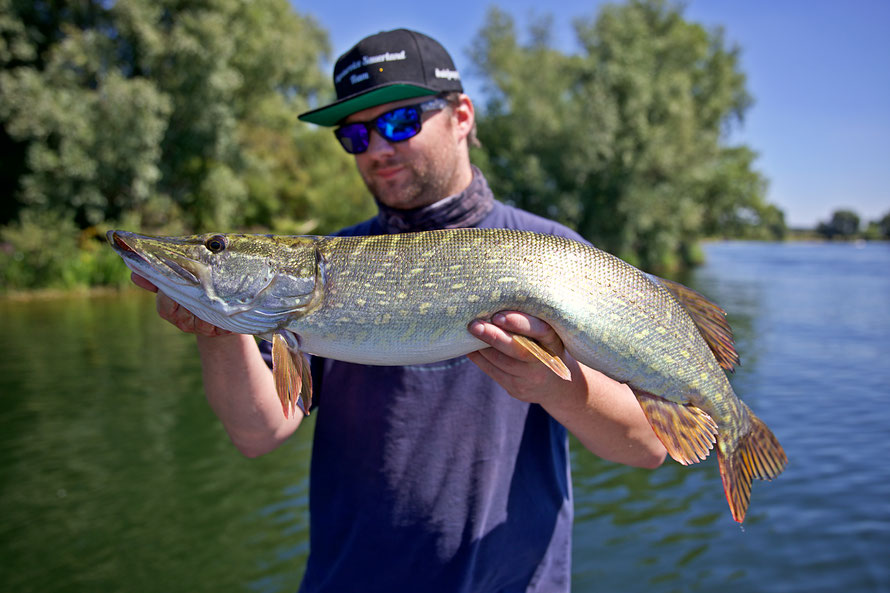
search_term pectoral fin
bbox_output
[632,388,718,465]
[510,333,572,381]
[272,331,312,418]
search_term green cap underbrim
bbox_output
[297,84,439,127]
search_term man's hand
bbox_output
[467,311,576,405]
[468,310,667,468]
[130,272,231,337]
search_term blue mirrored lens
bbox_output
[375,107,422,142]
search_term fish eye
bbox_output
[205,235,227,253]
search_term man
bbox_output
[134,29,666,593]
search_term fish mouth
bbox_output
[107,230,202,285]
[108,230,148,269]
[110,231,137,254]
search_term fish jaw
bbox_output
[109,230,223,315]
[106,231,320,334]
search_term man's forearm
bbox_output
[467,311,666,469]
[196,333,302,457]
[540,361,667,469]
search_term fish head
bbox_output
[107,231,321,334]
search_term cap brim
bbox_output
[298,84,440,127]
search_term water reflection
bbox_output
[0,292,313,593]
[571,449,732,592]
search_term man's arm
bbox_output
[467,312,667,469]
[133,273,302,457]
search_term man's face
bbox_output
[342,96,470,210]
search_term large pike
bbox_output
[108,228,786,522]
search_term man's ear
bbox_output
[451,94,475,143]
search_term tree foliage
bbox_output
[0,0,807,290]
[0,0,371,236]
[875,212,890,239]
[470,0,782,270]
[804,209,890,241]
[816,209,861,240]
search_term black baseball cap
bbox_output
[298,29,463,127]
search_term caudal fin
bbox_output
[717,406,787,523]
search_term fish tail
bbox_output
[717,405,787,523]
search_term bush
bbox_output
[0,209,131,291]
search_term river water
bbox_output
[1,241,888,592]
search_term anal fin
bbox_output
[510,333,572,381]
[632,388,718,465]
[272,332,312,418]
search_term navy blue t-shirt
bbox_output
[273,197,587,592]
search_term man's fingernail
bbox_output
[493,313,507,325]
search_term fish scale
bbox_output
[302,230,564,363]
[108,227,786,522]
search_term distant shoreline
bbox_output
[0,285,140,302]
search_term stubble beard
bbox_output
[361,152,459,210]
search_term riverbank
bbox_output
[0,285,136,302]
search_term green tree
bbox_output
[873,211,890,240]
[1,0,172,227]
[816,209,861,240]
[698,146,783,240]
[470,0,782,270]
[0,0,369,234]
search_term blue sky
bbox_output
[293,1,889,229]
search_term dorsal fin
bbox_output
[653,276,740,372]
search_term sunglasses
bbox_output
[334,97,450,154]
